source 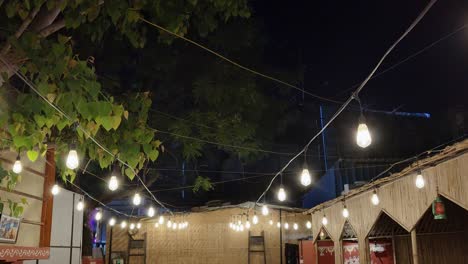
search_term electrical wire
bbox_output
[0,56,173,216]
[253,0,438,206]
[139,17,344,105]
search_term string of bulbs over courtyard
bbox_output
[1,0,437,232]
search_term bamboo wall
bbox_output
[108,207,310,264]
[307,140,468,263]
[0,150,46,247]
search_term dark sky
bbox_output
[253,0,468,112]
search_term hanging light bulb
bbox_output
[147,207,155,217]
[300,168,312,186]
[132,193,141,206]
[51,184,60,195]
[95,210,102,221]
[245,219,251,229]
[167,219,172,228]
[269,219,274,225]
[293,223,298,230]
[137,223,142,229]
[277,186,287,202]
[415,171,425,189]
[356,114,372,148]
[154,222,159,228]
[108,176,119,191]
[322,215,328,226]
[342,205,349,218]
[158,215,164,224]
[129,223,135,230]
[262,204,269,216]
[12,155,22,174]
[239,224,244,232]
[76,199,85,211]
[172,222,177,230]
[121,221,127,229]
[109,218,116,227]
[66,144,79,169]
[284,222,289,229]
[252,213,259,225]
[320,230,326,240]
[371,190,380,205]
[306,221,312,229]
[276,222,281,228]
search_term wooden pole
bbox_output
[411,229,419,264]
[40,147,55,247]
[358,237,370,264]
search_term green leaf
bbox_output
[27,150,39,162]
[148,148,159,162]
[124,167,135,180]
[95,116,114,131]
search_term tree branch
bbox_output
[29,0,66,32]
[38,19,66,38]
[0,3,43,55]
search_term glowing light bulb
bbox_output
[293,223,298,230]
[322,215,328,226]
[155,223,159,228]
[276,222,281,228]
[245,221,251,229]
[371,191,380,205]
[130,223,135,230]
[252,214,258,225]
[167,220,172,228]
[76,200,85,211]
[262,205,269,216]
[277,186,286,202]
[158,216,164,224]
[229,222,233,229]
[66,145,79,169]
[172,223,177,230]
[269,219,273,225]
[320,231,326,240]
[147,207,155,217]
[121,221,127,229]
[415,172,425,189]
[12,156,22,174]
[240,224,244,232]
[132,193,141,206]
[300,168,312,186]
[95,211,102,221]
[137,223,142,229]
[356,121,372,148]
[284,223,289,229]
[342,206,349,218]
[51,184,60,195]
[109,218,116,226]
[306,221,312,229]
[108,176,119,191]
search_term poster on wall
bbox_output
[0,214,21,243]
[343,241,359,263]
[369,239,394,264]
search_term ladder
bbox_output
[248,231,267,264]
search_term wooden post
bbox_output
[358,237,370,264]
[334,241,343,264]
[40,147,55,247]
[411,229,419,264]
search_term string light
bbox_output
[76,199,85,211]
[245,217,251,229]
[108,176,119,191]
[66,144,79,169]
[277,185,287,202]
[167,219,172,228]
[158,215,165,224]
[239,224,244,232]
[252,213,258,225]
[130,223,135,230]
[293,223,298,230]
[12,154,22,174]
[262,204,269,216]
[415,170,425,189]
[342,205,349,218]
[137,223,142,229]
[276,222,281,228]
[154,223,159,228]
[51,184,60,195]
[356,113,372,148]
[306,221,312,229]
[300,168,312,187]
[132,193,142,206]
[371,189,380,205]
[322,215,328,226]
[121,221,127,229]
[95,210,102,221]
[172,222,177,230]
[269,219,273,225]
[109,218,116,227]
[284,222,289,229]
[147,207,155,217]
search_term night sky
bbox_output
[254,0,468,112]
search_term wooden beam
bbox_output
[411,229,419,264]
[39,148,55,247]
[358,237,370,264]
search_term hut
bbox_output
[305,139,468,263]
